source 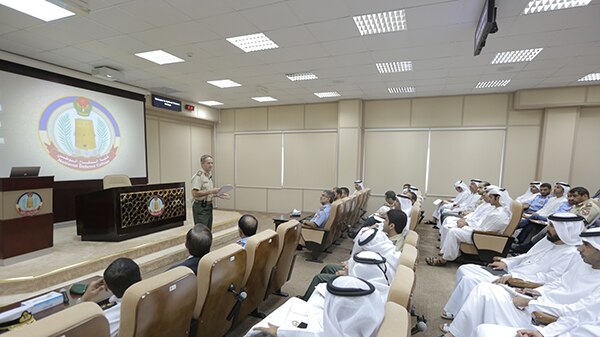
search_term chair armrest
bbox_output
[507,278,542,289]
[531,311,558,325]
[472,230,508,238]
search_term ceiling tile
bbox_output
[240,2,303,31]
[88,8,153,34]
[117,0,191,27]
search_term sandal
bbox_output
[440,323,450,333]
[424,220,436,225]
[441,311,455,320]
[426,256,447,266]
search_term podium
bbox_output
[76,182,186,241]
[0,176,54,261]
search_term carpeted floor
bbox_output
[226,212,459,337]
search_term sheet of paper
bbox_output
[216,184,233,196]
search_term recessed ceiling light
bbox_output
[475,79,511,89]
[134,50,184,65]
[578,73,600,82]
[0,0,75,22]
[314,92,341,98]
[251,96,278,102]
[286,72,318,81]
[226,33,279,53]
[353,9,407,36]
[523,0,592,14]
[198,101,224,106]
[388,87,415,94]
[491,48,543,64]
[207,79,242,88]
[376,61,413,73]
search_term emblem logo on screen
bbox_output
[39,96,120,170]
[148,195,165,216]
[16,191,43,216]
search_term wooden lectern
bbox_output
[0,176,54,260]
[76,182,186,241]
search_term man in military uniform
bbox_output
[522,186,600,250]
[569,186,600,227]
[191,154,228,230]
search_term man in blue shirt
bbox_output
[522,182,552,213]
[302,190,335,229]
[236,214,258,247]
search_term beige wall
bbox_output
[146,108,213,203]
[215,104,340,214]
[206,85,600,215]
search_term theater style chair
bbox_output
[377,302,410,337]
[460,200,524,263]
[102,174,132,189]
[387,265,415,309]
[4,302,109,337]
[405,230,419,247]
[267,220,302,297]
[119,266,196,337]
[238,229,279,320]
[399,244,418,271]
[192,244,246,337]
[409,201,420,231]
[300,198,343,263]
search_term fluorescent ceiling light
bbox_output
[388,87,415,94]
[226,33,279,53]
[376,61,413,73]
[578,73,600,82]
[0,0,75,22]
[523,0,592,14]
[314,92,341,98]
[491,48,543,64]
[134,50,184,65]
[198,100,224,106]
[207,79,242,88]
[286,72,318,81]
[353,9,407,36]
[475,79,511,89]
[251,96,278,102]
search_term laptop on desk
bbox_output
[9,166,40,177]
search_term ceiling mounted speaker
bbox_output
[91,66,123,82]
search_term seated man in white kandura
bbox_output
[473,304,600,337]
[439,212,584,320]
[248,276,385,337]
[439,184,493,245]
[428,180,470,224]
[441,223,600,337]
[426,188,511,266]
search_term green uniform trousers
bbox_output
[192,201,213,230]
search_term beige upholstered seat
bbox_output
[267,220,302,296]
[405,230,419,247]
[387,265,415,309]
[300,198,342,262]
[409,200,421,230]
[193,244,246,337]
[460,200,524,262]
[238,229,279,319]
[399,243,418,270]
[377,302,410,337]
[102,174,132,189]
[119,266,196,337]
[3,302,109,337]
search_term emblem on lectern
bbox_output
[16,191,43,216]
[39,96,120,170]
[148,195,165,216]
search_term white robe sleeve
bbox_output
[527,292,600,318]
